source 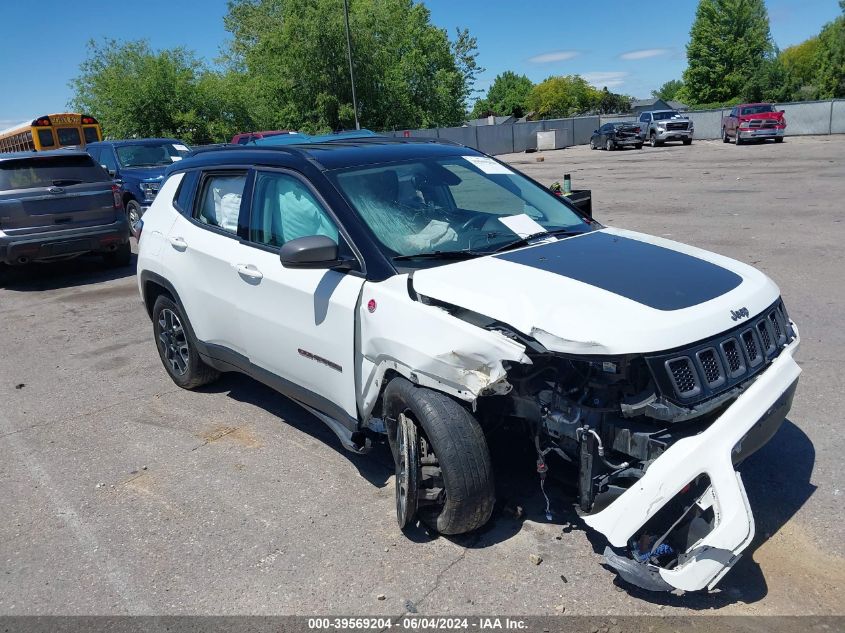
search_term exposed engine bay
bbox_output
[463,299,800,592]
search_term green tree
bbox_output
[471,71,534,118]
[224,0,480,132]
[69,39,227,144]
[781,37,820,98]
[524,75,599,118]
[596,87,632,114]
[683,0,775,104]
[652,79,685,101]
[812,5,845,98]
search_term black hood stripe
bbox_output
[495,232,742,311]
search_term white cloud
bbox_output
[619,48,672,60]
[581,71,630,88]
[527,50,580,64]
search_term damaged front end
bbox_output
[483,299,800,592]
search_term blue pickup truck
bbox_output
[86,139,190,233]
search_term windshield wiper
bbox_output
[392,250,483,262]
[488,228,584,254]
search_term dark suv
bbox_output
[0,151,130,273]
[86,139,190,233]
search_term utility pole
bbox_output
[343,0,360,130]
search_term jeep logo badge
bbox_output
[730,307,750,321]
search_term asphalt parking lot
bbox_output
[1,135,843,617]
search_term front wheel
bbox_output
[775,137,784,143]
[126,200,143,235]
[605,139,614,151]
[589,138,597,150]
[635,143,643,149]
[384,377,494,535]
[682,138,692,145]
[649,133,660,147]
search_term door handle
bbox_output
[168,236,188,250]
[234,263,263,281]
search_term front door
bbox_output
[235,168,365,419]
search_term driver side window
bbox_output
[248,171,339,248]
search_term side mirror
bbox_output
[279,235,354,270]
[593,130,598,134]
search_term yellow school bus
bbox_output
[0,113,103,153]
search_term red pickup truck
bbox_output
[722,103,786,144]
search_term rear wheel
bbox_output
[635,143,643,149]
[775,137,784,143]
[722,127,730,143]
[384,377,494,535]
[605,139,614,151]
[102,241,131,267]
[152,295,219,389]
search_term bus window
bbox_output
[37,129,55,148]
[57,128,82,146]
[83,127,100,143]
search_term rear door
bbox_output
[161,169,250,354]
[0,154,117,235]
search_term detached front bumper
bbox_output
[584,330,801,592]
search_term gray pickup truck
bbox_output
[637,110,694,146]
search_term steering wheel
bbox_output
[460,214,494,232]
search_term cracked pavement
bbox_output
[1,135,843,615]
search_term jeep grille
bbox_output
[645,299,794,405]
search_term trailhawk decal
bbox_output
[495,232,743,311]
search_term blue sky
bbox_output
[0,0,841,128]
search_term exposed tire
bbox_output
[102,240,131,267]
[126,200,143,235]
[735,133,743,145]
[775,137,784,143]
[605,139,614,151]
[649,133,660,147]
[384,377,494,536]
[722,127,730,143]
[682,138,692,145]
[152,295,219,389]
[589,139,597,150]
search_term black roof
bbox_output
[169,136,475,174]
[88,138,184,147]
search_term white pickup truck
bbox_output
[638,110,694,146]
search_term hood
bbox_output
[119,166,167,182]
[410,228,780,356]
[738,111,783,122]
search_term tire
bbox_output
[722,127,730,143]
[126,200,143,235]
[635,143,643,149]
[682,138,692,145]
[384,377,494,535]
[152,295,219,389]
[589,139,597,150]
[775,137,784,143]
[605,139,614,151]
[649,133,660,147]
[735,133,743,145]
[102,240,131,267]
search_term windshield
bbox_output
[652,111,682,121]
[329,155,591,260]
[740,105,775,115]
[116,143,190,167]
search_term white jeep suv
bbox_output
[136,137,800,593]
